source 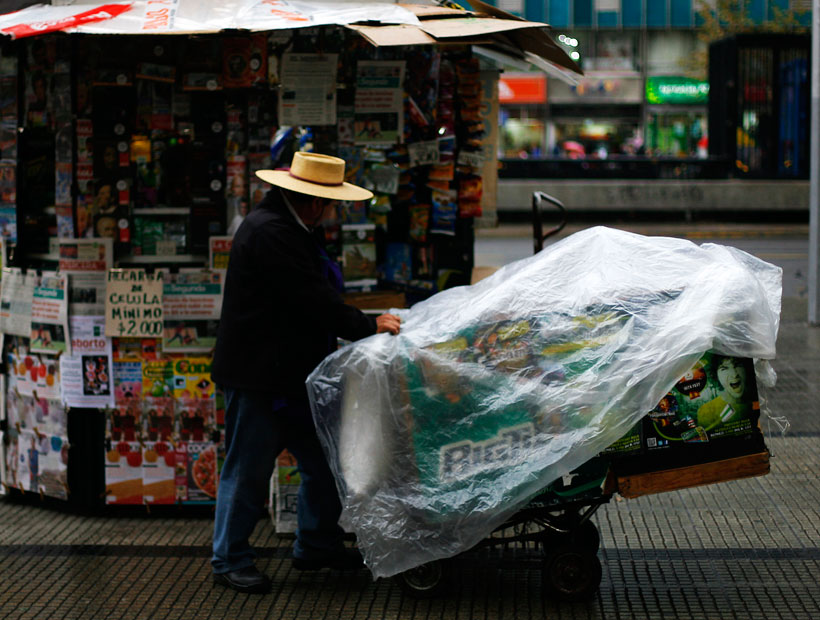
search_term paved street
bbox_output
[1,224,818,619]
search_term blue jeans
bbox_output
[211,387,345,574]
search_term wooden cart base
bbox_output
[615,450,770,499]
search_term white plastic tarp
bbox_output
[307,226,782,578]
[0,1,421,37]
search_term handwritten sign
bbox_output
[104,269,164,338]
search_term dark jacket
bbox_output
[211,189,377,395]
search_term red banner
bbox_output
[1,4,132,39]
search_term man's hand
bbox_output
[376,313,401,335]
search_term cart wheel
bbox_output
[571,520,601,553]
[394,560,450,599]
[542,545,602,602]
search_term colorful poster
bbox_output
[0,268,34,337]
[105,269,164,338]
[354,60,405,145]
[30,272,70,355]
[278,53,338,126]
[162,272,222,353]
[59,315,114,409]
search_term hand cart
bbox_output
[392,192,771,601]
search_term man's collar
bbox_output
[280,189,310,232]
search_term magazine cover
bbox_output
[171,357,214,400]
[341,224,377,288]
[107,401,141,442]
[177,398,215,442]
[383,242,412,283]
[142,396,175,442]
[113,359,143,402]
[142,439,176,504]
[184,441,218,504]
[142,358,174,398]
[104,439,143,505]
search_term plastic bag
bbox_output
[307,226,782,578]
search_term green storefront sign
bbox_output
[646,76,709,104]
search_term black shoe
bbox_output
[292,549,365,571]
[213,566,272,594]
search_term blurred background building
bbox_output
[487,0,811,185]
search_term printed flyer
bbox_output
[0,268,34,337]
[354,60,405,145]
[278,53,338,126]
[68,272,107,316]
[30,272,70,355]
[59,315,114,409]
[2,427,19,492]
[35,433,68,500]
[8,351,60,400]
[162,272,222,353]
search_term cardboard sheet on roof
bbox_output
[346,23,437,47]
[415,16,548,39]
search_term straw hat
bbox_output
[255,152,373,202]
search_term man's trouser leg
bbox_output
[211,387,281,574]
[284,398,346,561]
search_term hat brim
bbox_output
[255,169,373,202]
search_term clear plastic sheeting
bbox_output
[307,226,782,579]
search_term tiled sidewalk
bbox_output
[1,299,818,620]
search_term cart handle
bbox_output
[532,191,567,254]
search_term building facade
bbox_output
[491,0,809,162]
